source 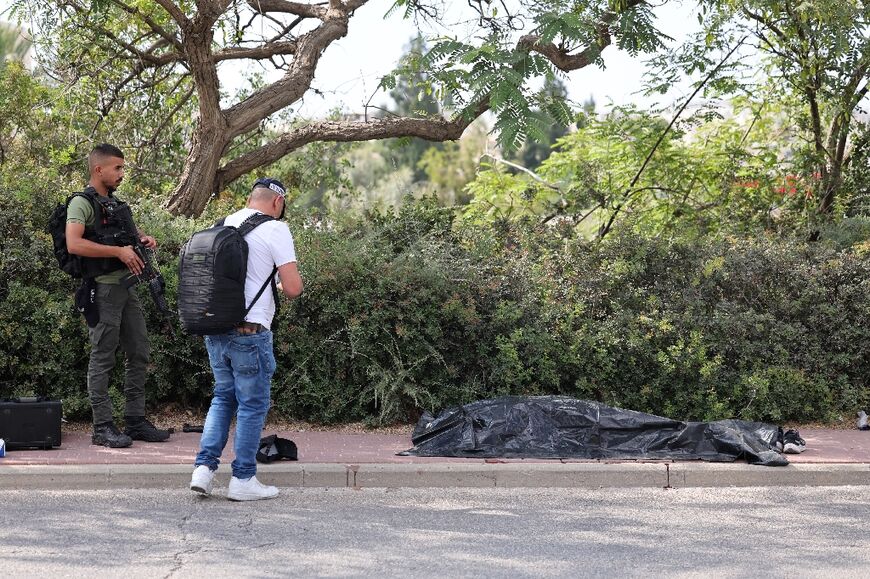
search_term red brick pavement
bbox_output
[1,428,867,466]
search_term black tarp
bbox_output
[399,395,788,466]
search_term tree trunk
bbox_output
[165,120,229,217]
[817,170,838,216]
[164,15,228,217]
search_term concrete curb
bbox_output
[667,462,870,487]
[2,462,869,490]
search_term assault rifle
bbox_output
[103,203,176,337]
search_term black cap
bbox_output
[253,177,286,198]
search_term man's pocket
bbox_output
[75,278,99,328]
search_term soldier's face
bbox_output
[97,156,125,190]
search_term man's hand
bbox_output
[140,235,157,249]
[117,245,144,275]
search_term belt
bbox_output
[236,322,265,334]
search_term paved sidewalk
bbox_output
[1,427,868,490]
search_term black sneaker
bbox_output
[782,429,807,454]
[124,417,171,442]
[772,426,784,452]
[92,422,133,448]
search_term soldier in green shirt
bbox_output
[66,144,171,448]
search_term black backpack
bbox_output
[177,213,278,335]
[46,191,97,278]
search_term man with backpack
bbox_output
[65,143,171,448]
[188,177,303,501]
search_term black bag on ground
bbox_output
[256,434,298,463]
[399,395,789,466]
[0,397,63,450]
[177,213,277,335]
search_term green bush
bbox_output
[547,230,870,422]
[0,183,216,421]
[1,189,868,426]
[270,199,562,424]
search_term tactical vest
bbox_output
[78,187,138,279]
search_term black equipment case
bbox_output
[0,397,62,449]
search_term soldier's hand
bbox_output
[140,235,157,249]
[117,245,144,275]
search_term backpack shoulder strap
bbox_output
[66,188,94,207]
[229,212,280,316]
[243,265,279,317]
[235,212,274,237]
[69,187,107,231]
[75,186,100,202]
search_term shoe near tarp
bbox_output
[92,422,133,448]
[782,429,807,454]
[771,426,784,452]
[124,416,171,442]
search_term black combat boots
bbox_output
[92,422,133,448]
[124,416,171,442]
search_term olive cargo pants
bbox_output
[87,282,150,425]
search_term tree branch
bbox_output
[854,81,869,111]
[215,40,298,61]
[598,37,747,239]
[845,61,869,111]
[741,8,789,44]
[217,107,484,187]
[517,7,631,73]
[145,85,195,149]
[749,30,795,65]
[168,0,653,215]
[221,0,634,187]
[107,0,185,51]
[518,33,609,73]
[226,3,369,135]
[247,0,328,19]
[480,153,562,191]
[60,2,182,66]
[154,0,190,27]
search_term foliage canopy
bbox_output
[10,0,669,216]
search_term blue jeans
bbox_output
[195,330,276,479]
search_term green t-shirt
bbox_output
[66,194,127,284]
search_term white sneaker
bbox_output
[190,465,216,495]
[227,475,279,501]
[782,429,807,454]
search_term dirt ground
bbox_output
[60,406,863,436]
[62,406,415,436]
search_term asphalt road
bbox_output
[3,486,869,578]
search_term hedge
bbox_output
[1,190,867,425]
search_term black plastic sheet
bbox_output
[399,395,788,466]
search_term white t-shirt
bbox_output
[224,208,297,330]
